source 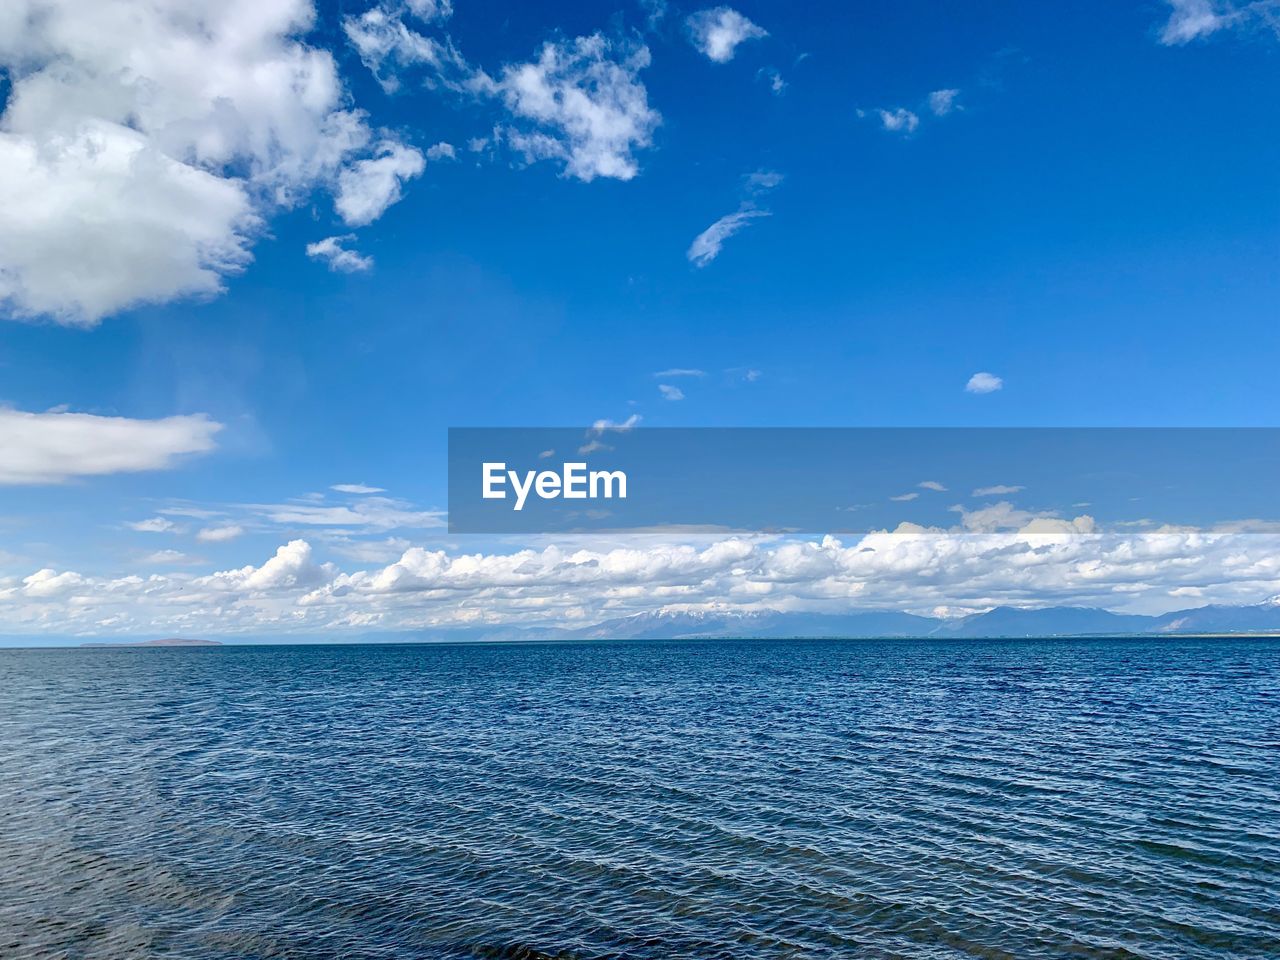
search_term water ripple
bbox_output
[1,637,1277,959]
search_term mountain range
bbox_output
[505,597,1280,641]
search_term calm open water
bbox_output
[1,638,1277,960]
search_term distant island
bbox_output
[80,638,222,648]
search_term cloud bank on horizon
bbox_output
[5,523,1280,639]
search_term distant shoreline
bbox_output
[79,638,223,648]
[36,632,1280,651]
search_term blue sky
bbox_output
[0,0,1278,638]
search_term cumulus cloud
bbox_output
[965,371,1003,394]
[425,141,457,161]
[335,141,426,226]
[6,528,1280,638]
[0,407,220,484]
[687,208,770,267]
[305,235,374,273]
[686,7,768,63]
[658,384,685,401]
[496,34,661,182]
[928,88,960,116]
[0,0,389,325]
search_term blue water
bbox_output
[1,638,1277,959]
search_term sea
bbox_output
[1,637,1277,959]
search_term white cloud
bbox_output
[590,414,642,434]
[342,3,468,93]
[253,497,445,531]
[1157,0,1280,43]
[758,67,786,94]
[965,371,1003,394]
[405,0,453,21]
[334,141,426,227]
[687,7,768,63]
[426,141,457,161]
[580,414,641,453]
[497,34,660,182]
[230,539,334,592]
[0,407,220,484]
[877,108,920,133]
[20,568,86,599]
[128,517,178,533]
[687,208,770,267]
[1159,0,1235,43]
[918,481,948,492]
[890,492,920,502]
[658,384,685,401]
[143,549,194,565]
[654,368,706,378]
[0,0,380,325]
[197,525,245,543]
[928,88,960,116]
[7,528,1280,638]
[745,170,784,193]
[974,484,1024,497]
[305,235,374,273]
[331,483,387,494]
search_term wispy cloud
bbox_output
[306,236,374,274]
[974,484,1024,497]
[918,481,948,492]
[688,209,771,267]
[658,384,685,401]
[128,517,178,533]
[928,88,960,116]
[890,492,920,502]
[1157,0,1280,44]
[580,414,642,453]
[1159,0,1235,43]
[758,67,786,94]
[197,525,245,543]
[332,484,387,494]
[653,368,706,378]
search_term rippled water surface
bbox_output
[1,638,1278,959]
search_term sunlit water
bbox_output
[1,638,1277,959]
